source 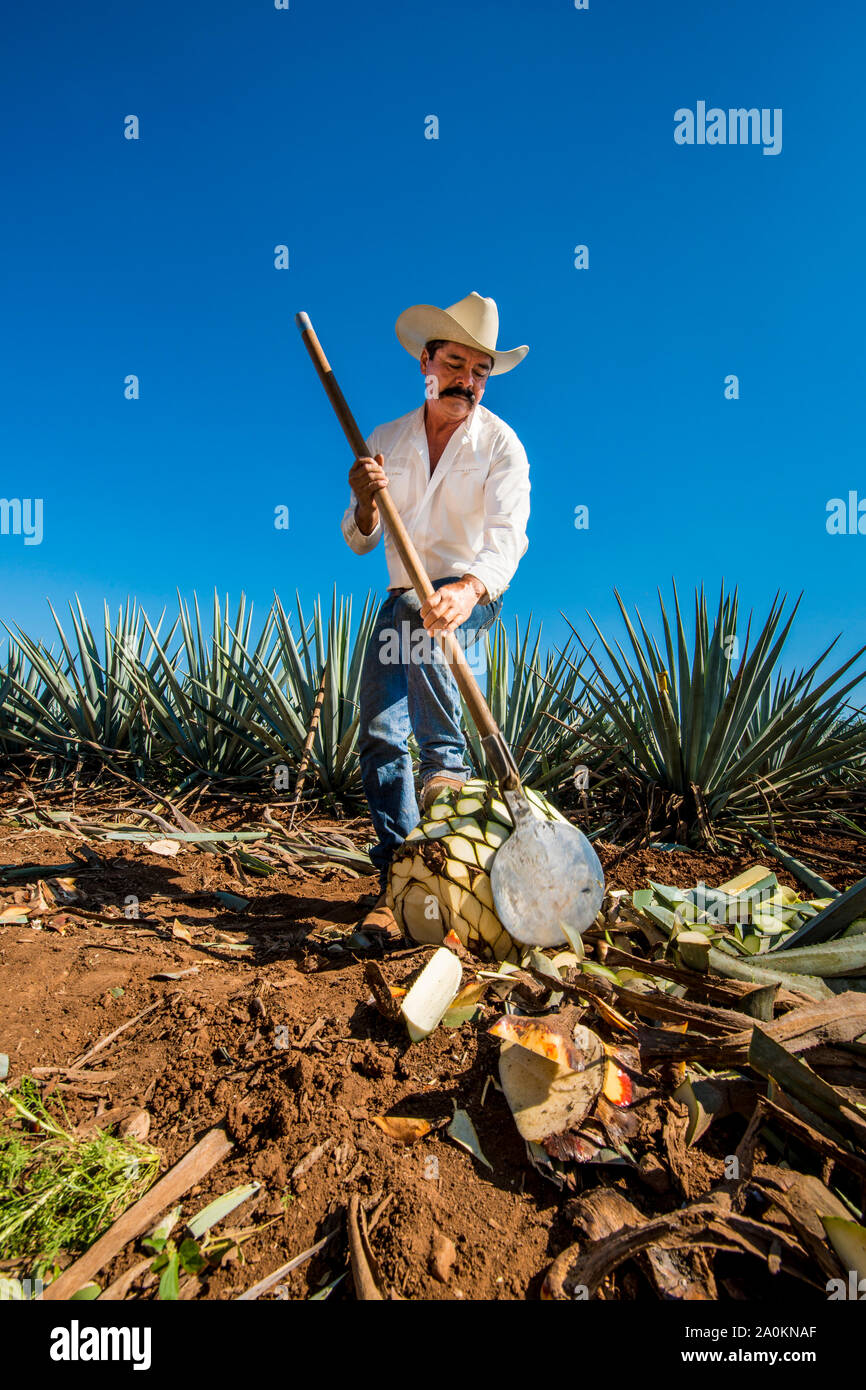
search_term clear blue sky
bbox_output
[2,0,864,683]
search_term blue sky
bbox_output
[2,0,864,688]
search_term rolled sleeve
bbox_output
[342,500,382,553]
[467,438,530,601]
[341,430,383,555]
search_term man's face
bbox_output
[419,341,493,419]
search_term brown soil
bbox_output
[1,786,862,1301]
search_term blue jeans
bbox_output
[358,576,503,891]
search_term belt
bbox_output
[388,575,460,596]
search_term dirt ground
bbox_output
[1,785,862,1301]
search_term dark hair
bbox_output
[424,339,494,370]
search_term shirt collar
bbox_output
[413,401,483,447]
[465,401,483,447]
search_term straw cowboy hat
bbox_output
[395,291,529,376]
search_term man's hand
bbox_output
[349,453,388,535]
[420,576,488,634]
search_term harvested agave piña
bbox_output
[386,777,570,963]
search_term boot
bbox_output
[360,889,399,937]
[419,772,465,817]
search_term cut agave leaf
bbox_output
[684,943,833,1000]
[476,961,523,998]
[187,1183,261,1240]
[648,882,687,909]
[308,1272,348,1301]
[746,834,839,901]
[639,904,679,934]
[822,1217,866,1281]
[557,915,589,956]
[675,932,711,971]
[776,877,866,951]
[215,890,250,912]
[750,1028,866,1146]
[758,936,866,978]
[769,885,801,907]
[143,1204,183,1253]
[446,1107,492,1170]
[524,948,566,986]
[400,947,463,1043]
[750,912,790,935]
[717,865,774,895]
[551,949,583,971]
[442,980,488,1028]
[579,960,621,984]
[675,1077,711,1146]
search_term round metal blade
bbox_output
[490,819,605,947]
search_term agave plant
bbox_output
[0,637,52,761]
[118,592,287,792]
[387,775,569,961]
[742,681,866,838]
[0,599,169,777]
[461,615,601,791]
[273,589,381,801]
[215,588,382,805]
[562,585,866,844]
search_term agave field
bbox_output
[2,583,864,853]
[2,583,866,1305]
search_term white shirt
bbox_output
[340,403,530,603]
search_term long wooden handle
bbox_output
[296,311,507,752]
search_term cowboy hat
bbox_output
[395,291,529,376]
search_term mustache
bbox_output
[438,386,475,403]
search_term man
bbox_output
[341,291,531,925]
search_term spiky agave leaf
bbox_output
[386,776,569,961]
